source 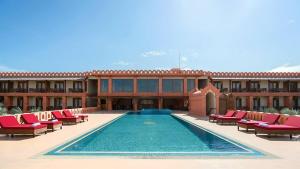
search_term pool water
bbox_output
[46,110,264,157]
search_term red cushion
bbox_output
[255,124,300,130]
[21,113,39,124]
[78,115,88,117]
[283,116,300,128]
[235,111,247,119]
[0,116,20,127]
[40,121,62,125]
[237,120,261,125]
[62,109,73,117]
[262,113,280,124]
[52,111,64,119]
[224,110,235,117]
[3,124,47,130]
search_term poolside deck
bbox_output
[0,111,300,169]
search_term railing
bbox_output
[29,88,48,93]
[0,88,9,93]
[49,88,65,93]
[11,88,28,92]
[68,88,83,93]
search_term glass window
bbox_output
[187,79,195,92]
[137,79,158,93]
[213,81,222,89]
[101,79,108,92]
[112,79,133,92]
[163,79,183,93]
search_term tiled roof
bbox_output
[0,69,299,78]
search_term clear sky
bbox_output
[0,0,299,72]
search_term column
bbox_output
[133,98,138,111]
[158,78,163,96]
[98,78,101,96]
[62,96,67,109]
[23,96,28,112]
[183,78,188,95]
[246,96,253,111]
[108,78,112,94]
[107,97,112,111]
[42,96,47,111]
[195,78,198,90]
[82,96,86,108]
[267,96,273,108]
[4,96,11,108]
[133,77,137,96]
[284,96,293,109]
[158,97,163,109]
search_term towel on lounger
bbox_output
[32,122,41,127]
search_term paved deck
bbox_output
[0,112,300,169]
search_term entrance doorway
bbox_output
[138,98,158,109]
[112,98,133,110]
[206,92,216,115]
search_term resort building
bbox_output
[0,69,299,116]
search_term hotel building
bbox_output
[0,69,299,116]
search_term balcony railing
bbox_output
[50,88,65,93]
[11,88,28,92]
[69,88,83,93]
[269,88,289,92]
[29,88,48,93]
[0,88,9,93]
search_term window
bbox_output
[235,97,242,109]
[253,97,260,110]
[137,79,158,93]
[73,98,82,108]
[289,82,298,92]
[250,81,260,89]
[100,79,108,92]
[18,81,27,89]
[231,81,241,91]
[213,81,223,89]
[17,97,23,109]
[269,81,279,91]
[162,79,183,93]
[0,81,8,91]
[54,81,64,89]
[273,97,280,108]
[54,97,62,108]
[187,79,195,92]
[73,81,82,89]
[112,79,133,92]
[36,97,43,108]
[36,81,45,89]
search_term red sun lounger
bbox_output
[253,116,300,139]
[21,113,62,131]
[51,111,81,125]
[216,111,247,125]
[237,113,280,132]
[0,115,47,137]
[209,110,236,122]
[63,109,88,122]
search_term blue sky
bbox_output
[0,0,299,72]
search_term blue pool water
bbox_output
[46,109,264,157]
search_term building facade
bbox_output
[0,69,299,115]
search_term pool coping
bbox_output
[36,112,276,159]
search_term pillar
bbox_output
[42,96,47,111]
[108,78,112,94]
[23,96,28,112]
[107,97,112,111]
[62,96,67,109]
[158,97,163,109]
[284,96,293,109]
[159,78,163,96]
[195,78,198,90]
[183,78,188,95]
[98,78,101,96]
[133,98,138,111]
[267,96,273,108]
[133,77,137,96]
[82,96,86,108]
[4,96,11,108]
[247,96,253,111]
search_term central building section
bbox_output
[86,69,210,111]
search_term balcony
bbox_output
[29,88,48,93]
[220,88,228,92]
[11,88,28,93]
[247,88,267,92]
[50,88,65,93]
[69,88,83,93]
[290,88,300,92]
[269,88,289,92]
[0,88,9,93]
[231,88,243,92]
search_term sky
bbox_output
[0,0,299,72]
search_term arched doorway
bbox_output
[206,92,216,116]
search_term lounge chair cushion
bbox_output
[254,124,300,130]
[0,116,21,127]
[3,124,47,130]
[284,116,300,128]
[21,113,39,124]
[261,113,280,124]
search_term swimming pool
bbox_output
[46,109,264,157]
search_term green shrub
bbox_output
[10,107,23,114]
[0,103,8,115]
[280,108,300,115]
[263,107,278,113]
